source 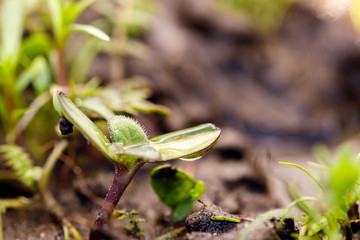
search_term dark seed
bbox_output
[59,116,73,135]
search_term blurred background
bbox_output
[1,0,360,151]
[82,0,360,150]
[98,0,360,154]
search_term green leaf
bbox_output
[47,0,63,44]
[15,92,51,136]
[329,145,360,208]
[15,56,49,93]
[279,162,324,192]
[149,123,221,161]
[0,144,41,189]
[80,97,115,120]
[53,91,118,162]
[172,200,194,221]
[70,23,110,42]
[121,144,161,162]
[70,38,99,83]
[150,165,205,220]
[278,197,316,230]
[20,33,52,60]
[236,209,288,240]
[1,0,24,65]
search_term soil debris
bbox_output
[276,218,298,240]
[185,204,241,235]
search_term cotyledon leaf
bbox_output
[150,165,205,221]
[53,91,118,162]
[149,123,221,161]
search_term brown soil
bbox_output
[3,0,360,239]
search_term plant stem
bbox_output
[39,140,69,193]
[57,47,68,86]
[91,162,144,233]
[38,139,68,220]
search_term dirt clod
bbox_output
[277,218,298,240]
[185,205,239,235]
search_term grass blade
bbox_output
[279,196,316,229]
[47,0,63,44]
[236,209,287,240]
[279,162,324,192]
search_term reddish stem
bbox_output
[90,162,144,235]
[57,47,68,86]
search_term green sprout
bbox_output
[150,165,205,221]
[46,0,110,85]
[113,209,146,239]
[53,90,221,238]
[238,143,360,240]
[0,140,83,240]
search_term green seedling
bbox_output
[46,0,110,86]
[113,209,146,239]
[0,0,110,143]
[238,143,360,240]
[53,91,221,238]
[0,141,82,240]
[150,165,205,221]
[0,0,51,141]
[71,0,157,83]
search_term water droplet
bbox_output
[179,156,202,161]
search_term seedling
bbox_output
[0,141,82,239]
[46,0,110,86]
[238,143,360,240]
[52,91,221,237]
[150,165,205,221]
[113,209,146,239]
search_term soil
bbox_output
[3,0,360,239]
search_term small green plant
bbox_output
[0,0,163,239]
[53,90,221,238]
[0,141,83,239]
[46,0,110,86]
[113,209,146,239]
[238,143,360,240]
[150,165,205,221]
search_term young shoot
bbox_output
[113,209,146,239]
[52,91,221,238]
